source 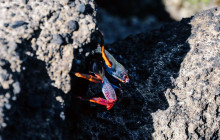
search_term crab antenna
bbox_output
[98,30,112,68]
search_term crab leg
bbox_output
[102,45,112,68]
[77,96,115,110]
[74,72,102,83]
[98,30,112,68]
[89,97,115,110]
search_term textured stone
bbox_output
[10,21,28,28]
[0,1,219,140]
[66,20,79,32]
[152,7,220,140]
[0,0,96,139]
[51,34,64,45]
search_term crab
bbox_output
[75,62,118,110]
[74,30,129,110]
[96,30,130,84]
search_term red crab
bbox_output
[74,30,129,110]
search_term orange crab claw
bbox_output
[74,72,102,83]
[89,97,115,110]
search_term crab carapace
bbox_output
[96,30,130,84]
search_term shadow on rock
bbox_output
[64,32,100,139]
[2,34,65,139]
[66,18,192,139]
[95,0,173,21]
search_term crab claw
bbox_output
[89,97,115,110]
[106,104,114,110]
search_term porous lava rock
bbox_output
[0,1,219,140]
[0,0,96,139]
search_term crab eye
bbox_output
[123,75,127,79]
[124,75,128,80]
[124,75,129,83]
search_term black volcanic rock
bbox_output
[0,1,219,140]
[0,0,96,139]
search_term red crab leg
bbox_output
[89,97,115,110]
[99,31,112,68]
[74,72,102,83]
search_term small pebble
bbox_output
[66,20,79,32]
[78,4,85,13]
[0,73,9,81]
[13,81,21,94]
[11,13,16,17]
[53,12,60,23]
[207,12,214,18]
[35,3,39,7]
[194,48,198,53]
[3,23,9,27]
[51,34,64,45]
[214,26,220,32]
[13,4,19,7]
[85,52,90,57]
[204,80,209,85]
[183,82,186,87]
[10,21,28,28]
[12,96,17,101]
[26,5,32,10]
[2,123,7,128]
[195,115,200,121]
[79,48,83,53]
[5,103,11,110]
[60,112,65,120]
[5,93,10,99]
[56,96,64,103]
[196,74,200,80]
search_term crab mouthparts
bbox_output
[125,77,130,83]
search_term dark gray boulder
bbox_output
[0,0,219,139]
[0,0,96,139]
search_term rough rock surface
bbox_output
[0,0,96,139]
[0,1,219,140]
[73,7,219,140]
[152,7,220,139]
